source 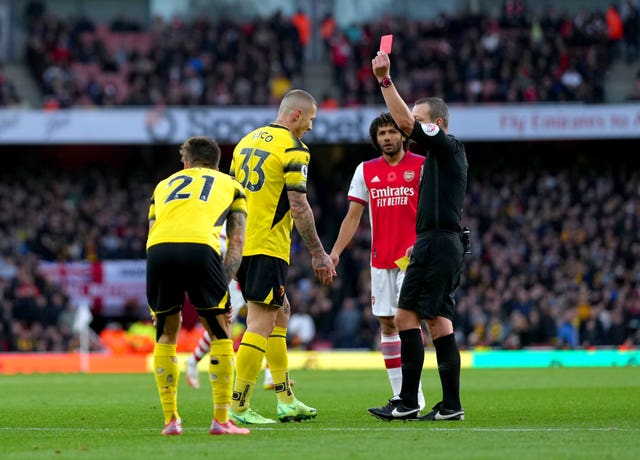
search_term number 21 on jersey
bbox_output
[164,174,215,203]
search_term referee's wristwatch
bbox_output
[379,77,392,88]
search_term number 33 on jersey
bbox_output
[230,123,310,263]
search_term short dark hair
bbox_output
[414,97,449,128]
[368,112,408,153]
[179,136,221,169]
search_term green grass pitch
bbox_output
[1,367,639,459]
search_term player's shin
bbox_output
[209,339,235,423]
[266,326,295,403]
[153,343,180,423]
[231,332,267,412]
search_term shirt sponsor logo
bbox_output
[370,186,415,207]
[370,186,415,199]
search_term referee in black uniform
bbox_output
[368,50,468,421]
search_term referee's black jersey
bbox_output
[410,120,468,235]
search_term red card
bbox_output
[380,34,393,54]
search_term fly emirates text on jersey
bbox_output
[370,185,415,207]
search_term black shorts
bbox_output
[146,243,229,317]
[236,255,288,307]
[398,231,463,320]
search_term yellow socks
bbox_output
[209,339,234,423]
[153,343,180,424]
[266,326,294,404]
[231,331,267,413]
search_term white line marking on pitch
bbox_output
[1,426,637,433]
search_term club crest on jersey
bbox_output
[404,170,415,181]
[421,123,440,136]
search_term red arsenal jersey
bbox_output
[347,151,424,268]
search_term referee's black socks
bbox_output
[399,328,424,408]
[434,333,462,410]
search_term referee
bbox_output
[368,51,468,422]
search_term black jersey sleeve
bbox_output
[409,120,455,157]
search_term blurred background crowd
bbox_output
[1,0,640,353]
[2,141,640,353]
[0,0,637,109]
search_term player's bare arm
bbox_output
[288,189,336,285]
[288,189,325,257]
[330,201,365,267]
[223,211,246,284]
[371,51,414,136]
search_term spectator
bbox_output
[288,303,316,349]
[291,9,311,47]
[0,64,23,107]
[621,0,640,62]
[333,297,362,348]
[606,3,624,59]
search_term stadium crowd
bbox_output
[1,1,638,353]
[19,1,640,108]
[24,5,305,108]
[326,2,640,106]
[1,145,640,353]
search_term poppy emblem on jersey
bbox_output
[404,170,415,181]
[278,285,285,297]
[387,171,397,182]
[421,122,440,136]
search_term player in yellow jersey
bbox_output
[146,136,250,436]
[229,89,336,424]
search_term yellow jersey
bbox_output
[147,167,247,253]
[230,123,310,263]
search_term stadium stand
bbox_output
[325,6,619,106]
[17,2,639,108]
[24,9,304,107]
[1,142,640,352]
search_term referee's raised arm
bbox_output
[371,51,414,137]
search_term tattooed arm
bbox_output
[288,190,336,285]
[223,211,246,284]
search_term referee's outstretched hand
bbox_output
[372,51,391,79]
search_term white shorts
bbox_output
[228,279,246,321]
[370,267,405,317]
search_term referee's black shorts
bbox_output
[146,242,229,317]
[398,231,463,320]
